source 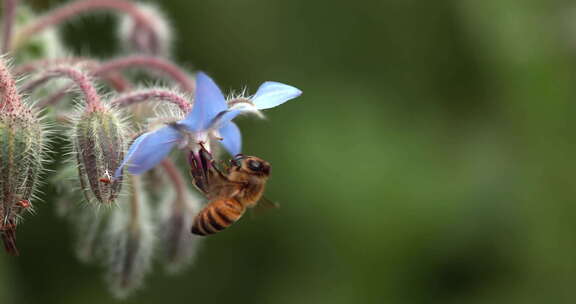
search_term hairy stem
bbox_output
[13,57,95,76]
[95,55,195,93]
[14,58,131,107]
[111,89,191,112]
[37,74,131,109]
[161,160,185,207]
[16,56,192,107]
[0,57,21,112]
[12,0,155,50]
[21,65,102,111]
[1,0,18,53]
[41,55,194,107]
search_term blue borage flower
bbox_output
[115,72,301,177]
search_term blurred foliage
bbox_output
[3,0,576,303]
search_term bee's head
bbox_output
[232,155,271,176]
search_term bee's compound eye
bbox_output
[248,160,262,171]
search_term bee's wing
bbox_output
[249,196,280,219]
[205,174,246,201]
[259,196,280,209]
[204,169,234,199]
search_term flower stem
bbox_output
[161,160,185,207]
[40,55,194,107]
[111,89,191,112]
[0,57,22,112]
[13,57,95,76]
[14,58,131,107]
[36,71,130,108]
[12,0,156,50]
[16,56,192,107]
[95,55,195,93]
[21,65,102,111]
[1,0,18,53]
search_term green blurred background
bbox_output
[4,0,576,303]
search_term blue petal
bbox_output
[211,109,242,129]
[219,122,242,156]
[115,126,182,177]
[252,81,302,110]
[179,72,228,131]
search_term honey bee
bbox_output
[189,148,272,236]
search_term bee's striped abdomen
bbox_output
[191,198,245,236]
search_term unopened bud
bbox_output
[159,189,203,273]
[105,176,155,298]
[0,105,47,255]
[117,3,172,57]
[72,105,128,204]
[73,206,109,263]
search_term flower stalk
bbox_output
[111,88,191,112]
[95,55,194,92]
[17,55,193,107]
[20,65,103,111]
[0,57,21,112]
[12,0,165,54]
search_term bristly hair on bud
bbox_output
[71,103,129,205]
[117,2,173,57]
[0,57,48,256]
[105,175,155,299]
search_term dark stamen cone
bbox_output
[72,105,128,204]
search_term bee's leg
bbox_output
[188,150,209,194]
[197,144,230,180]
[189,144,227,193]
